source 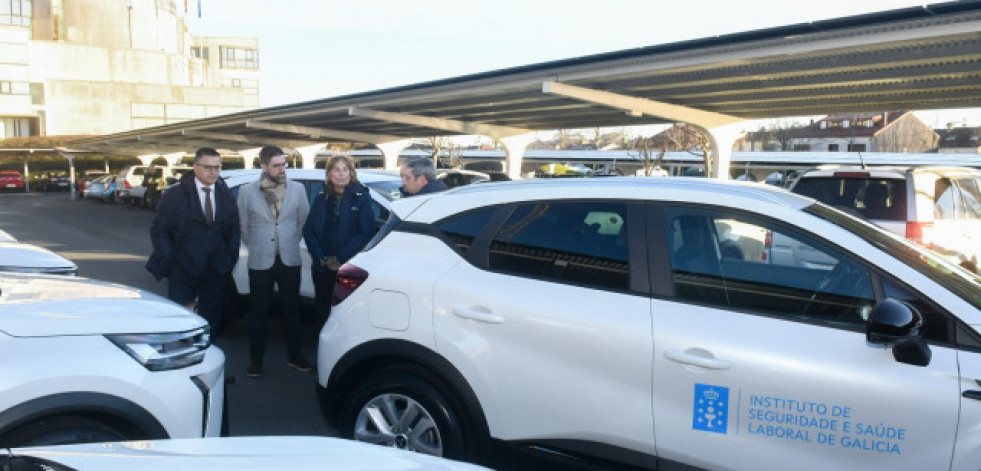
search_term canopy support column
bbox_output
[377,140,413,171]
[499,133,536,179]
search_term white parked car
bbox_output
[116,165,190,206]
[317,177,981,471]
[6,436,491,470]
[223,169,401,300]
[790,166,981,273]
[0,240,78,276]
[0,273,225,447]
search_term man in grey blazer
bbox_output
[238,145,311,377]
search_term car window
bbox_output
[488,202,629,291]
[934,178,960,220]
[955,178,981,220]
[794,176,906,221]
[663,207,875,327]
[435,207,499,253]
[363,180,403,202]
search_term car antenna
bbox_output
[857,151,867,169]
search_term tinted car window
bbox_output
[794,177,906,221]
[664,207,875,327]
[435,207,498,253]
[955,178,981,220]
[489,202,629,290]
[363,180,403,202]
[934,178,959,220]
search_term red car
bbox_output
[0,171,26,192]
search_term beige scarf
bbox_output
[260,173,287,219]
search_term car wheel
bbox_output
[340,368,470,460]
[0,415,129,447]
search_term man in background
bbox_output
[147,148,240,332]
[237,146,311,378]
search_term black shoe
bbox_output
[287,357,313,373]
[247,362,263,378]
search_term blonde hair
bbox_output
[324,155,359,195]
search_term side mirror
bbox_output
[867,298,931,367]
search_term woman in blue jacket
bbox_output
[303,155,374,321]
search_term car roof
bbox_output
[798,166,981,179]
[396,176,814,222]
[221,168,400,187]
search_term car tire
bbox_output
[0,415,129,447]
[340,367,471,460]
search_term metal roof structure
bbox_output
[68,1,981,158]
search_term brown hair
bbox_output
[324,155,360,195]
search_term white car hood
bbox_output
[11,436,491,471]
[0,241,76,272]
[0,274,205,337]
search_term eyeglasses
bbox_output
[268,163,289,169]
[195,164,221,172]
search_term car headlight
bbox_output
[106,327,211,371]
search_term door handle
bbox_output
[452,306,504,324]
[963,390,981,401]
[664,349,732,370]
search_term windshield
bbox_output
[364,180,403,202]
[794,177,907,221]
[806,203,981,309]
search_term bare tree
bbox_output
[631,124,710,175]
[427,136,450,166]
[758,118,808,151]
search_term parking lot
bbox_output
[0,191,332,438]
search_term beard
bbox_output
[263,172,286,185]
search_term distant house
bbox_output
[738,112,939,153]
[936,127,981,154]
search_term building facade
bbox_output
[739,112,940,153]
[0,0,258,137]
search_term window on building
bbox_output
[219,46,259,69]
[842,120,850,128]
[0,81,28,95]
[828,144,839,151]
[1,117,34,137]
[847,144,866,152]
[820,122,827,129]
[792,144,811,151]
[191,46,209,61]
[0,0,32,26]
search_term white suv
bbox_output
[318,177,981,471]
[790,166,981,273]
[0,273,225,446]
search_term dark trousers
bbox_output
[167,264,227,333]
[312,269,337,322]
[248,256,302,363]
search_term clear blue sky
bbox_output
[187,0,981,128]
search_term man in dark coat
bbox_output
[147,147,240,331]
[399,157,447,197]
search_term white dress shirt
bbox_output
[194,178,216,219]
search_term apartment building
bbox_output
[0,0,258,137]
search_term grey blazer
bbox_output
[237,179,310,270]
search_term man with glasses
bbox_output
[148,147,240,335]
[237,145,311,378]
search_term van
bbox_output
[789,166,981,273]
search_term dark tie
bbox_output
[203,187,213,226]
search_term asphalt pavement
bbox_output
[0,191,332,438]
